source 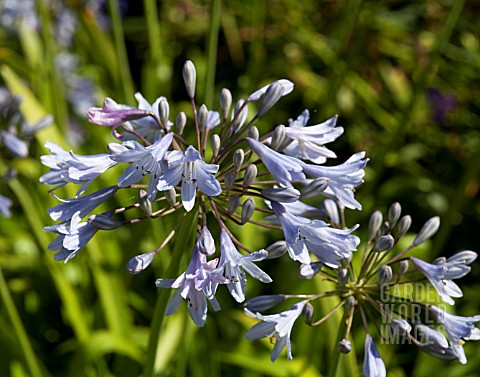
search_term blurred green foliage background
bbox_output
[0,0,479,376]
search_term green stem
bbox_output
[0,268,48,377]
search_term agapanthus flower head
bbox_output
[39,60,478,377]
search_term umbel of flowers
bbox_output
[40,61,479,376]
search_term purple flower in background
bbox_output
[426,88,456,124]
[0,194,13,217]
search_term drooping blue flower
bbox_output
[45,211,101,262]
[363,334,386,377]
[271,201,359,266]
[429,305,480,364]
[281,111,344,164]
[247,137,306,187]
[157,145,221,212]
[411,256,470,305]
[218,230,272,302]
[110,132,173,201]
[303,152,368,210]
[245,301,305,361]
[415,324,458,361]
[40,142,118,195]
[155,244,228,327]
[48,186,118,222]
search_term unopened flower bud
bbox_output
[198,104,208,131]
[257,81,285,116]
[338,339,352,354]
[126,251,155,274]
[158,98,169,129]
[261,187,300,203]
[220,88,232,120]
[211,134,221,157]
[373,235,395,252]
[228,196,240,213]
[345,296,356,311]
[224,171,235,192]
[300,178,329,199]
[388,202,401,229]
[241,198,255,223]
[379,221,390,236]
[270,124,286,151]
[397,260,409,276]
[138,189,152,216]
[337,268,349,288]
[182,60,196,98]
[230,99,248,132]
[248,125,259,140]
[108,142,126,155]
[378,265,393,286]
[298,262,323,279]
[433,256,446,265]
[390,318,412,336]
[302,303,315,325]
[368,210,383,240]
[413,216,440,246]
[88,214,122,230]
[396,215,412,240]
[323,199,339,225]
[233,149,244,172]
[265,240,288,259]
[416,324,448,348]
[243,164,257,187]
[164,188,177,206]
[244,294,286,311]
[198,227,215,255]
[176,112,186,135]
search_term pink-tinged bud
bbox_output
[87,98,148,127]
